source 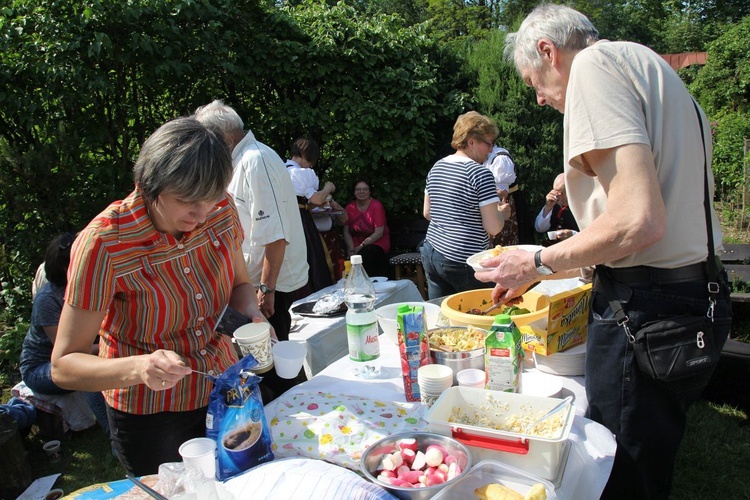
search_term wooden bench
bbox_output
[721,244,750,264]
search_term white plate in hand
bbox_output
[466,245,543,272]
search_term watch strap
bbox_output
[534,249,543,269]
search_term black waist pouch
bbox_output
[633,315,718,393]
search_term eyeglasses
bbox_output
[478,138,494,148]
[355,187,370,192]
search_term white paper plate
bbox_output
[521,371,564,398]
[466,245,543,272]
[533,343,587,377]
[369,276,389,283]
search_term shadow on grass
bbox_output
[23,425,125,495]
[672,401,750,500]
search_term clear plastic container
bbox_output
[432,459,557,499]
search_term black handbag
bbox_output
[597,100,721,393]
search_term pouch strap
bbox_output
[597,99,718,342]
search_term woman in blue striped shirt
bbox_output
[421,111,511,299]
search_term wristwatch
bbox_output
[534,249,554,276]
[259,283,275,295]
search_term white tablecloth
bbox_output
[289,280,424,377]
[264,338,616,500]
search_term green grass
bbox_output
[672,402,750,500]
[23,426,124,493]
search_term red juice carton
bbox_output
[396,305,431,402]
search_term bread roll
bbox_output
[474,483,523,500]
[473,482,547,500]
[524,483,547,500]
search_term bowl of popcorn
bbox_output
[427,326,488,384]
[440,289,550,330]
[360,431,473,500]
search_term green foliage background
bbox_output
[0,0,749,369]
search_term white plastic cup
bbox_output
[417,364,453,403]
[456,368,486,389]
[43,440,61,462]
[272,341,307,379]
[44,489,64,500]
[179,437,217,479]
[232,322,273,373]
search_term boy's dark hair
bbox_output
[44,232,75,287]
[290,137,320,164]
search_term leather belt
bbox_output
[596,263,707,286]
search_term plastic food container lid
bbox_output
[431,459,557,499]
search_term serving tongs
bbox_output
[524,395,573,435]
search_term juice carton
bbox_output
[485,314,523,393]
[396,305,431,402]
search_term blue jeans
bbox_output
[420,240,493,300]
[587,269,731,499]
[22,361,110,436]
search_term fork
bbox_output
[481,301,504,315]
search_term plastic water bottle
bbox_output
[344,255,380,378]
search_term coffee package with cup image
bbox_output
[206,354,274,480]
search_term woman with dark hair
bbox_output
[343,180,391,277]
[19,232,110,435]
[50,117,268,475]
[286,137,341,293]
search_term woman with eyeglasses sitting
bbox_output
[343,180,391,278]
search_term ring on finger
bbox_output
[161,379,166,387]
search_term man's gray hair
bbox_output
[504,4,599,72]
[193,99,244,135]
[134,117,232,203]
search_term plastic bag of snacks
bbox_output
[206,355,274,480]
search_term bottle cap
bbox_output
[351,255,363,265]
[494,314,512,325]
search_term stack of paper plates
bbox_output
[521,371,564,398]
[533,343,586,377]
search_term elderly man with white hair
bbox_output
[477,5,731,498]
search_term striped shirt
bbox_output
[66,189,242,414]
[425,154,499,262]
